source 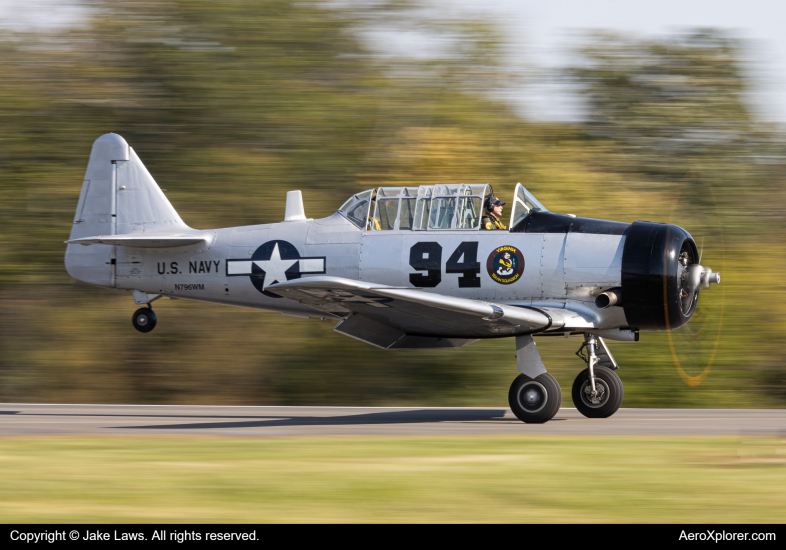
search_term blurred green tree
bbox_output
[568,30,784,217]
[0,2,783,408]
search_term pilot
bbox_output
[482,196,507,230]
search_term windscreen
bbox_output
[510,183,548,229]
[338,189,374,228]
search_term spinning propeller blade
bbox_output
[666,177,725,388]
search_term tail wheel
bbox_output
[572,366,623,418]
[132,307,157,333]
[508,373,562,424]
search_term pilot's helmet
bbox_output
[486,196,505,211]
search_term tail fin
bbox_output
[65,133,190,287]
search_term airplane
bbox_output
[65,133,721,423]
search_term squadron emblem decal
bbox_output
[486,245,524,285]
[226,240,325,297]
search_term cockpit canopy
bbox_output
[338,183,547,231]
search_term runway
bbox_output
[0,404,784,437]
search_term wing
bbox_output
[266,276,560,349]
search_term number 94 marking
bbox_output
[409,242,480,288]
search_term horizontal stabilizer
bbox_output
[66,234,206,248]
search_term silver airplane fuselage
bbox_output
[105,214,628,333]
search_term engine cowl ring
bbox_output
[621,221,699,331]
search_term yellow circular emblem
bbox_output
[486,245,525,284]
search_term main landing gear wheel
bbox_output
[132,307,157,333]
[508,373,562,423]
[572,366,623,418]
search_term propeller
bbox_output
[666,176,726,388]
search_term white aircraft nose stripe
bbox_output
[299,258,325,273]
[227,261,254,275]
[226,257,326,277]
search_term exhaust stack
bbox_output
[595,289,622,309]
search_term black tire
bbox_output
[571,366,624,418]
[132,307,157,333]
[508,373,562,423]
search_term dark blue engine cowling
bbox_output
[621,221,699,331]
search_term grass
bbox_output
[0,435,784,523]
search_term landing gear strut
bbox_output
[572,334,623,418]
[132,306,157,333]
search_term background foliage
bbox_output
[1,0,784,407]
